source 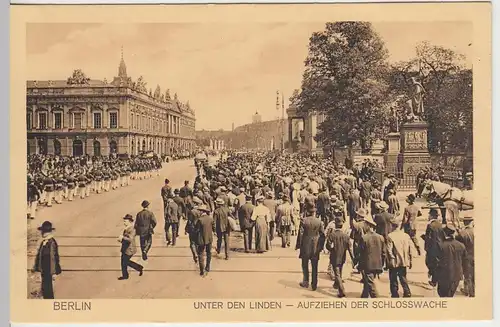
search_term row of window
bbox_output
[27,112,118,130]
[130,113,183,135]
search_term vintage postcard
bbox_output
[10,2,491,323]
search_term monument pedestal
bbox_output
[400,121,431,176]
[384,132,401,170]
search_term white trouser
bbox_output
[28,200,37,218]
[68,188,74,201]
[95,181,102,193]
[80,186,86,199]
[86,185,91,196]
[54,190,62,204]
[46,191,53,206]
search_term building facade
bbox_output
[27,53,196,157]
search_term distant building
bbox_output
[26,49,196,157]
[252,111,262,124]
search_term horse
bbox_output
[421,180,473,229]
[421,180,473,211]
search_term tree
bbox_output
[388,42,472,153]
[67,69,90,85]
[296,22,392,152]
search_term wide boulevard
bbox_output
[27,158,464,299]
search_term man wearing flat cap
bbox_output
[275,194,294,248]
[118,214,144,280]
[134,200,157,261]
[358,214,386,298]
[33,221,61,299]
[435,223,467,297]
[386,217,415,297]
[456,213,474,297]
[164,193,179,246]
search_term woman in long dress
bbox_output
[251,195,271,253]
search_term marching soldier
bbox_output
[27,176,40,219]
[43,174,55,207]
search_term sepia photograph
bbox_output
[10,3,492,323]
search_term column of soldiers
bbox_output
[173,151,474,297]
[27,154,162,220]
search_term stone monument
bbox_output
[400,77,431,176]
[384,107,401,170]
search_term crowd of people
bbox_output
[27,153,163,220]
[127,151,474,299]
[32,150,474,300]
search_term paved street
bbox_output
[27,159,463,299]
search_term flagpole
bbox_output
[281,93,285,150]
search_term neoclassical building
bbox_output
[27,51,196,157]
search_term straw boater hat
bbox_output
[215,198,225,205]
[364,214,377,227]
[376,201,389,210]
[197,204,211,213]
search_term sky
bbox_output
[26,22,472,130]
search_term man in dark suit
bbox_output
[347,188,362,222]
[359,179,372,209]
[373,201,393,241]
[316,188,331,226]
[164,194,179,246]
[358,215,386,298]
[186,198,203,263]
[213,198,232,260]
[134,200,157,261]
[195,205,215,277]
[422,206,445,286]
[296,204,325,291]
[160,178,172,208]
[326,218,354,298]
[32,221,61,299]
[456,214,474,297]
[238,195,255,253]
[118,214,144,280]
[436,224,467,297]
[401,194,422,255]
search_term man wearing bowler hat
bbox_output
[118,214,144,280]
[296,203,325,291]
[435,223,467,297]
[33,221,61,299]
[195,204,215,277]
[134,200,157,261]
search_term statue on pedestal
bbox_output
[405,77,426,123]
